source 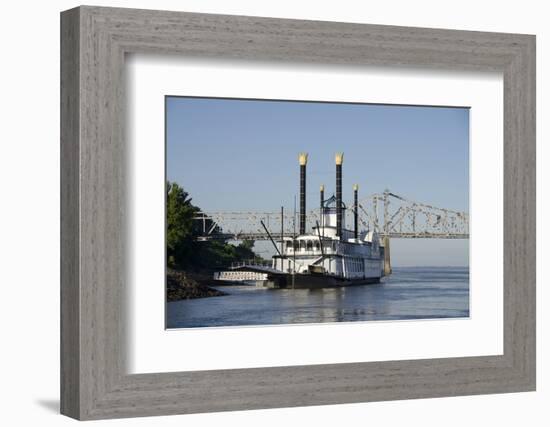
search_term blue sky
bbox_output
[166,96,469,266]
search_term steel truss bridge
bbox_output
[194,190,468,241]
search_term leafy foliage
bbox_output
[166,181,260,270]
[166,182,198,266]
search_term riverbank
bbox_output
[167,269,227,301]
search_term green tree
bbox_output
[167,181,262,270]
[240,239,255,251]
[166,182,198,267]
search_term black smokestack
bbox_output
[335,153,343,238]
[353,184,359,239]
[299,153,308,235]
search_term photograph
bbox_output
[165,96,470,329]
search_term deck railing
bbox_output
[230,259,272,269]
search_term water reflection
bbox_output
[167,267,469,328]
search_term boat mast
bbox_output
[353,183,359,240]
[280,205,284,271]
[320,184,325,239]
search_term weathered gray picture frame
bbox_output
[60,5,536,420]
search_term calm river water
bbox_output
[166,267,469,329]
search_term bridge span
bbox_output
[194,190,468,241]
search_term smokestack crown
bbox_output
[299,152,308,166]
[353,184,359,191]
[335,152,344,166]
[320,184,325,192]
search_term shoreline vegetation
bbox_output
[166,181,264,301]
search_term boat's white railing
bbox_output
[230,259,272,269]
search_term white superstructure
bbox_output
[272,197,386,281]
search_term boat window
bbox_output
[300,240,306,250]
[306,240,313,250]
[293,241,299,250]
[286,241,292,249]
[315,242,320,250]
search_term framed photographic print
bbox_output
[61,6,536,420]
[164,96,470,330]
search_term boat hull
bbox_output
[269,273,381,289]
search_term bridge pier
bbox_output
[383,236,392,276]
